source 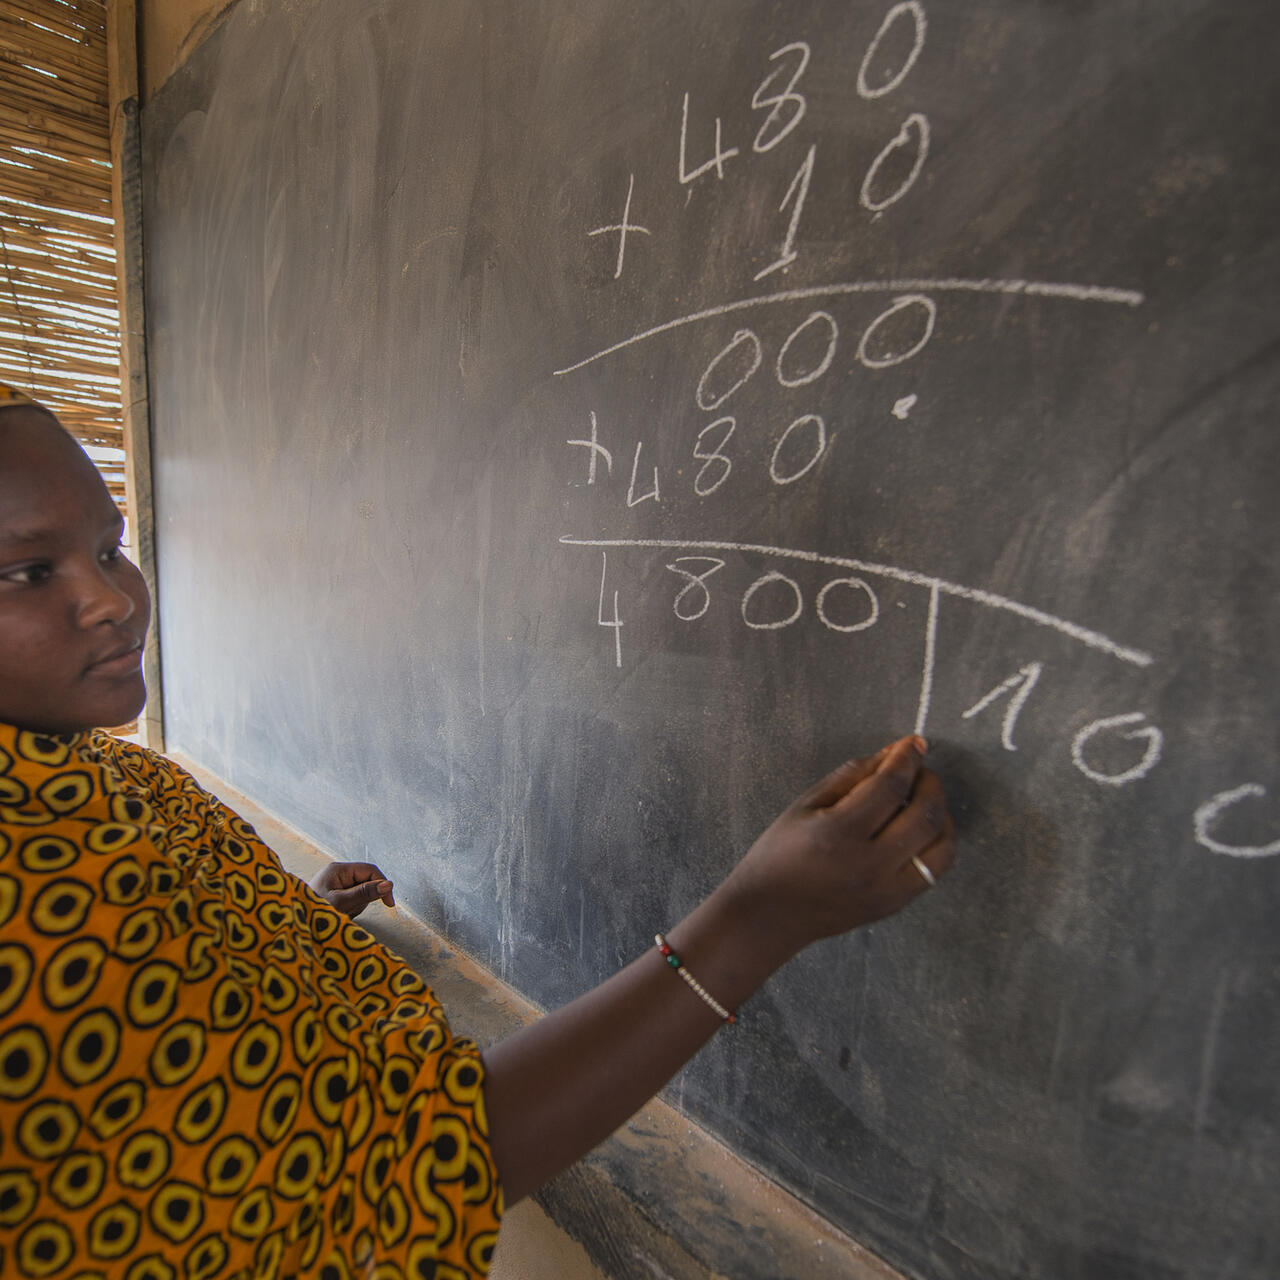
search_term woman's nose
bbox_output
[75,563,136,628]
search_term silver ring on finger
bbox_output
[911,855,937,888]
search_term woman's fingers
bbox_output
[794,748,890,811]
[311,860,396,917]
[828,750,953,920]
[721,736,955,948]
[830,736,926,834]
[797,734,927,814]
[336,860,388,887]
[897,817,956,894]
[870,768,950,856]
[339,863,394,904]
[864,768,955,906]
[328,878,396,918]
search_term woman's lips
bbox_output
[86,641,143,677]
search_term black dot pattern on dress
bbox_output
[0,725,502,1278]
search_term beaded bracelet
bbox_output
[654,933,737,1025]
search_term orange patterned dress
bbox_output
[0,723,502,1278]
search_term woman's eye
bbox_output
[1,563,51,585]
[101,543,122,564]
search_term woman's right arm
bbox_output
[482,735,955,1205]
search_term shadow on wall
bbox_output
[141,0,239,102]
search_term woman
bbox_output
[0,383,954,1278]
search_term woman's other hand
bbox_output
[310,861,395,918]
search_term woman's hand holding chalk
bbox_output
[709,734,955,966]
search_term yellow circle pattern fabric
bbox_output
[0,724,502,1278]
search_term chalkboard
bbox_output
[141,3,1280,1277]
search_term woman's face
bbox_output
[0,409,150,733]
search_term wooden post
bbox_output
[106,0,164,750]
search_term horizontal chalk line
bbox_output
[553,277,1145,375]
[559,536,1154,667]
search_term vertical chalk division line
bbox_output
[915,582,940,737]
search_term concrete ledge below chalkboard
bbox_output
[174,753,906,1280]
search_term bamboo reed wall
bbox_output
[0,0,124,506]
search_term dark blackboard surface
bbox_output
[142,3,1280,1276]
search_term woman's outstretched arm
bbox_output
[482,735,954,1205]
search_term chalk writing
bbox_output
[588,173,651,280]
[815,577,880,633]
[696,329,763,411]
[553,279,1141,377]
[755,144,817,281]
[742,570,805,630]
[546,20,1272,863]
[1194,786,1280,859]
[861,112,931,214]
[752,42,810,153]
[679,91,738,185]
[626,441,660,507]
[667,557,727,622]
[858,294,937,368]
[776,310,839,387]
[915,581,940,738]
[857,2,927,100]
[558,540,1152,667]
[566,538,1182,800]
[963,662,1044,752]
[769,414,829,485]
[597,552,623,668]
[1071,713,1163,786]
[693,418,735,497]
[566,411,612,484]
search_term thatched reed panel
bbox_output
[1,0,124,465]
